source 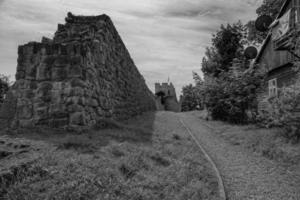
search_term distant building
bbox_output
[155,82,181,112]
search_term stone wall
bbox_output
[0,13,156,128]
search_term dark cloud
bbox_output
[165,8,211,18]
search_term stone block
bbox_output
[16,70,26,80]
[70,112,86,126]
[49,104,67,117]
[78,97,86,106]
[36,82,52,103]
[54,56,69,66]
[51,67,68,81]
[70,78,86,88]
[68,64,83,78]
[88,98,98,107]
[36,64,50,81]
[70,87,84,97]
[23,89,35,99]
[41,37,53,44]
[16,79,31,90]
[50,118,69,128]
[17,104,33,119]
[62,87,72,97]
[34,106,48,121]
[52,82,63,90]
[67,104,84,112]
[19,119,34,127]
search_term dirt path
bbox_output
[179,112,300,200]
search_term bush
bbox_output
[257,79,300,142]
[204,64,265,124]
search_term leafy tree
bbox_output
[202,22,246,77]
[181,84,202,112]
[247,0,284,44]
[204,65,265,123]
[0,74,9,105]
[256,0,285,19]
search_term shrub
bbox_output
[204,64,265,124]
[258,78,300,142]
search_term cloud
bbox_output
[0,0,261,97]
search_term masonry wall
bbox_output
[0,13,156,128]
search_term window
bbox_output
[268,78,278,97]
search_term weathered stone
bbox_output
[70,112,86,125]
[70,78,86,88]
[70,87,84,97]
[50,118,69,128]
[49,104,67,117]
[52,82,63,90]
[2,13,156,128]
[17,104,33,119]
[41,36,53,44]
[78,97,86,106]
[67,104,84,112]
[19,119,33,127]
[88,98,98,107]
[33,106,48,122]
[51,67,68,81]
[36,64,50,81]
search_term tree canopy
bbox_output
[202,21,246,77]
[0,74,9,105]
[247,0,285,44]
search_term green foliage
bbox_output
[181,84,202,112]
[257,75,300,142]
[256,0,285,19]
[202,22,246,77]
[197,0,283,124]
[247,0,284,44]
[180,72,206,112]
[0,74,9,105]
[204,65,265,124]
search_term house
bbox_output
[255,0,300,111]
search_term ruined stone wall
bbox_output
[1,13,156,128]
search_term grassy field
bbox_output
[0,112,219,200]
[192,111,300,173]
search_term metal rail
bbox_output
[179,119,227,200]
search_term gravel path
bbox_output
[179,112,300,200]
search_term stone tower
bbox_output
[155,82,181,112]
[0,13,156,128]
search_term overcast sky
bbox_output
[0,0,261,96]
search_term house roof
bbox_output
[254,0,291,63]
[255,33,271,63]
[277,0,291,18]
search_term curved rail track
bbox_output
[179,119,227,200]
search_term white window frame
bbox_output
[268,78,278,97]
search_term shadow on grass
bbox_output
[0,112,156,154]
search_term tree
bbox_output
[202,22,246,77]
[203,65,265,123]
[0,74,9,105]
[256,0,285,19]
[181,84,202,112]
[247,0,285,44]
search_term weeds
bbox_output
[1,112,219,200]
